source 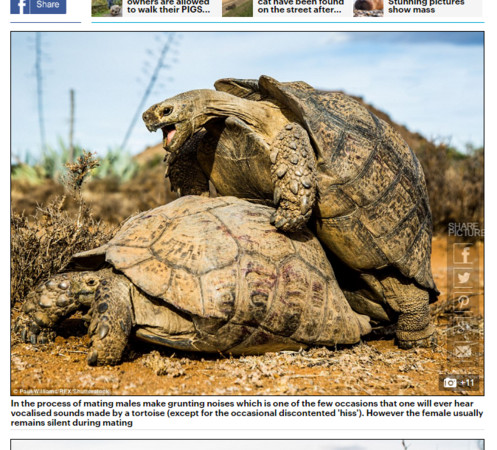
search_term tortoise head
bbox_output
[142,89,216,155]
[143,89,254,156]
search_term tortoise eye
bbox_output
[162,107,173,116]
[58,281,69,290]
[87,279,96,286]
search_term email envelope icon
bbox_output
[454,345,472,358]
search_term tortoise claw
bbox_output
[87,350,98,366]
[274,218,288,229]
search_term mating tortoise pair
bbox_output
[16,76,438,365]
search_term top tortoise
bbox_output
[142,75,438,347]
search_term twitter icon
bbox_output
[453,268,474,288]
[457,272,471,284]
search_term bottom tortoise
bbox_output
[15,196,371,366]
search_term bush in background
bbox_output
[415,142,483,233]
[11,152,114,309]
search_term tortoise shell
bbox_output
[72,196,370,353]
[215,76,437,295]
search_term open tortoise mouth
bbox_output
[160,125,181,175]
[160,125,180,172]
[161,124,177,149]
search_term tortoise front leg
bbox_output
[15,272,94,345]
[270,123,317,232]
[87,273,134,366]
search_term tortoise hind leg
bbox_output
[270,122,317,232]
[380,274,436,349]
[87,273,134,366]
[332,261,435,348]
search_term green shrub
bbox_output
[12,140,138,185]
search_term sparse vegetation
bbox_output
[12,141,139,185]
[416,143,483,233]
[10,153,113,309]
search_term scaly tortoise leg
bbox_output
[270,122,317,232]
[15,273,91,345]
[87,273,134,366]
[381,275,436,349]
[395,294,436,349]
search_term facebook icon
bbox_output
[11,0,25,13]
[11,0,67,14]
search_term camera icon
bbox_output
[443,377,458,389]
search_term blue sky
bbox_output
[11,31,483,161]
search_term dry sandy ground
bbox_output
[10,238,483,396]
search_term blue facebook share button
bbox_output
[11,0,67,14]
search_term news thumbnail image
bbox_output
[10,440,486,450]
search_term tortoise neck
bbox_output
[199,90,278,135]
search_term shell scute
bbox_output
[327,129,376,184]
[193,322,257,354]
[260,257,309,337]
[317,214,389,270]
[152,212,239,275]
[105,246,152,270]
[210,203,296,262]
[164,269,203,316]
[359,173,417,237]
[162,195,229,219]
[110,214,168,248]
[288,272,327,343]
[375,207,425,262]
[289,229,332,276]
[200,265,238,320]
[340,143,400,207]
[228,254,277,327]
[120,258,171,298]
[395,227,433,285]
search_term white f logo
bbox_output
[461,246,471,264]
[18,0,26,14]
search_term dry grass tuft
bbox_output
[11,198,113,309]
[11,152,113,309]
